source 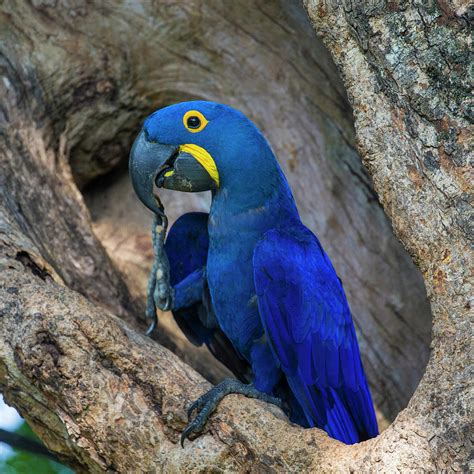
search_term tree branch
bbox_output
[0,0,470,471]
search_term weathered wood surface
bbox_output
[304,0,472,470]
[0,0,469,471]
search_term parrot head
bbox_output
[129,100,282,213]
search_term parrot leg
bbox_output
[146,212,174,336]
[181,378,282,446]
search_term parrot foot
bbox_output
[145,213,173,336]
[181,378,282,447]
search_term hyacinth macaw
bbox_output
[129,101,378,445]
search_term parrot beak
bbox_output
[129,130,217,212]
[129,130,176,213]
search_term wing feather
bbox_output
[166,212,250,382]
[253,224,378,444]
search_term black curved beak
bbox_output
[129,130,176,213]
[129,130,216,212]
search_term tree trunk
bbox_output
[0,0,469,471]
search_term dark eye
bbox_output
[186,116,201,129]
[183,110,208,132]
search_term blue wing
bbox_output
[253,224,378,444]
[166,212,250,381]
[166,212,213,345]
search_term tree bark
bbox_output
[303,0,472,469]
[0,0,470,471]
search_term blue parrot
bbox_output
[129,101,378,445]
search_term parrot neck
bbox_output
[209,160,300,231]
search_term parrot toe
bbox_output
[187,391,210,420]
[181,378,283,447]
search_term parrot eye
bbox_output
[183,110,209,133]
[187,116,201,129]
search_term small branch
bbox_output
[0,428,58,461]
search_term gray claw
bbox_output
[181,401,215,447]
[181,379,283,448]
[145,318,157,337]
[154,282,174,312]
[187,393,208,420]
[180,425,194,448]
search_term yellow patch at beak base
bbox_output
[179,144,220,187]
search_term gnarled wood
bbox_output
[303,0,472,470]
[0,0,469,471]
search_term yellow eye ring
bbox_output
[183,110,209,133]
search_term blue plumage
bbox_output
[254,225,378,442]
[165,212,212,346]
[136,100,378,444]
[165,212,251,381]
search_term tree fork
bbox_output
[0,0,470,471]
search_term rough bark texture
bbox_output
[303,0,473,470]
[0,0,470,471]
